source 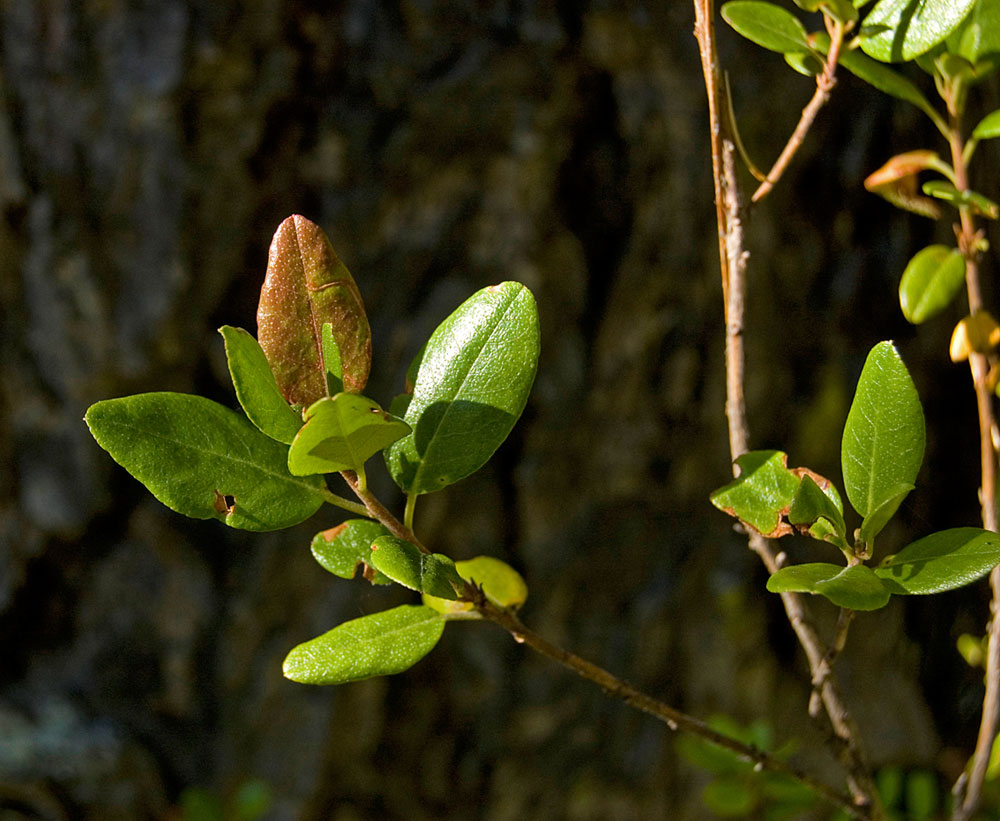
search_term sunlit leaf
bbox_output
[311,519,393,584]
[710,451,800,537]
[282,605,445,685]
[721,1,811,54]
[972,109,1000,139]
[876,527,1000,593]
[423,555,528,613]
[922,180,999,218]
[369,535,466,600]
[767,563,892,610]
[860,0,977,62]
[898,245,967,323]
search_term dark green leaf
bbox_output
[898,245,967,323]
[282,604,445,685]
[311,519,393,584]
[859,483,914,543]
[321,323,344,395]
[287,394,410,476]
[710,451,800,537]
[841,341,925,518]
[860,0,977,62]
[875,527,1000,593]
[385,282,540,494]
[972,109,1000,139]
[424,555,529,613]
[257,215,371,406]
[767,563,892,610]
[721,1,811,54]
[219,326,303,445]
[922,180,1000,218]
[369,535,466,600]
[85,393,324,531]
[789,474,847,538]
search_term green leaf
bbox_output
[859,482,914,543]
[785,51,824,76]
[287,394,410,476]
[813,33,941,120]
[311,519,393,584]
[219,326,303,445]
[369,535,466,600]
[85,393,324,531]
[321,323,344,395]
[385,282,540,494]
[841,341,925,519]
[257,215,372,406]
[721,1,811,54]
[767,563,892,610]
[423,555,529,613]
[282,604,445,685]
[875,527,1000,593]
[710,450,800,537]
[922,180,1000,218]
[898,245,967,323]
[946,0,1000,64]
[973,109,1000,139]
[788,474,847,538]
[860,0,977,62]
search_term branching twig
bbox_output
[340,470,429,553]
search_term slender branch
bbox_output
[694,3,882,814]
[751,18,846,203]
[948,112,1000,821]
[473,594,868,819]
[339,471,429,553]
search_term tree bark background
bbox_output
[0,2,996,818]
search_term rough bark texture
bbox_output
[1,2,995,818]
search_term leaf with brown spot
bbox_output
[257,215,372,406]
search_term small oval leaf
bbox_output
[85,393,324,531]
[311,519,393,584]
[721,1,811,54]
[899,245,967,324]
[220,326,303,444]
[288,393,410,476]
[860,0,977,62]
[385,282,540,494]
[369,535,466,600]
[767,563,892,610]
[875,527,1000,594]
[841,342,925,519]
[973,109,1000,140]
[282,605,445,685]
[257,215,372,406]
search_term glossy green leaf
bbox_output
[946,0,1000,64]
[257,215,371,406]
[860,0,977,62]
[321,322,344,395]
[369,535,466,600]
[287,394,410,476]
[899,245,967,324]
[767,563,892,610]
[789,474,846,537]
[282,604,445,685]
[973,109,1000,139]
[385,282,540,494]
[785,51,824,76]
[875,527,1000,593]
[423,555,528,613]
[841,342,925,518]
[710,450,800,538]
[721,1,811,54]
[219,326,303,445]
[859,483,914,543]
[822,0,860,23]
[85,393,324,531]
[922,180,1000,218]
[813,32,940,120]
[311,519,392,584]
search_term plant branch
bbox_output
[474,594,868,819]
[320,487,370,517]
[751,17,846,203]
[948,114,1000,821]
[694,3,882,814]
[339,471,429,554]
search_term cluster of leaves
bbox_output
[86,215,538,685]
[712,341,1000,610]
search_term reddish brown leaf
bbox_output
[257,215,372,406]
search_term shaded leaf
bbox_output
[876,527,1000,593]
[862,150,946,218]
[85,393,324,531]
[385,282,540,494]
[785,50,824,76]
[257,215,371,406]
[841,342,925,518]
[721,1,811,54]
[287,394,410,476]
[311,519,393,584]
[282,605,444,685]
[710,451,800,537]
[369,535,466,600]
[789,474,846,537]
[859,483,914,544]
[424,555,528,613]
[898,245,967,323]
[946,0,1000,64]
[219,326,303,445]
[767,563,892,610]
[860,0,977,62]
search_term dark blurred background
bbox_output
[2,1,1000,819]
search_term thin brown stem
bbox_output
[948,112,1000,821]
[339,470,429,553]
[751,18,846,203]
[474,594,868,819]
